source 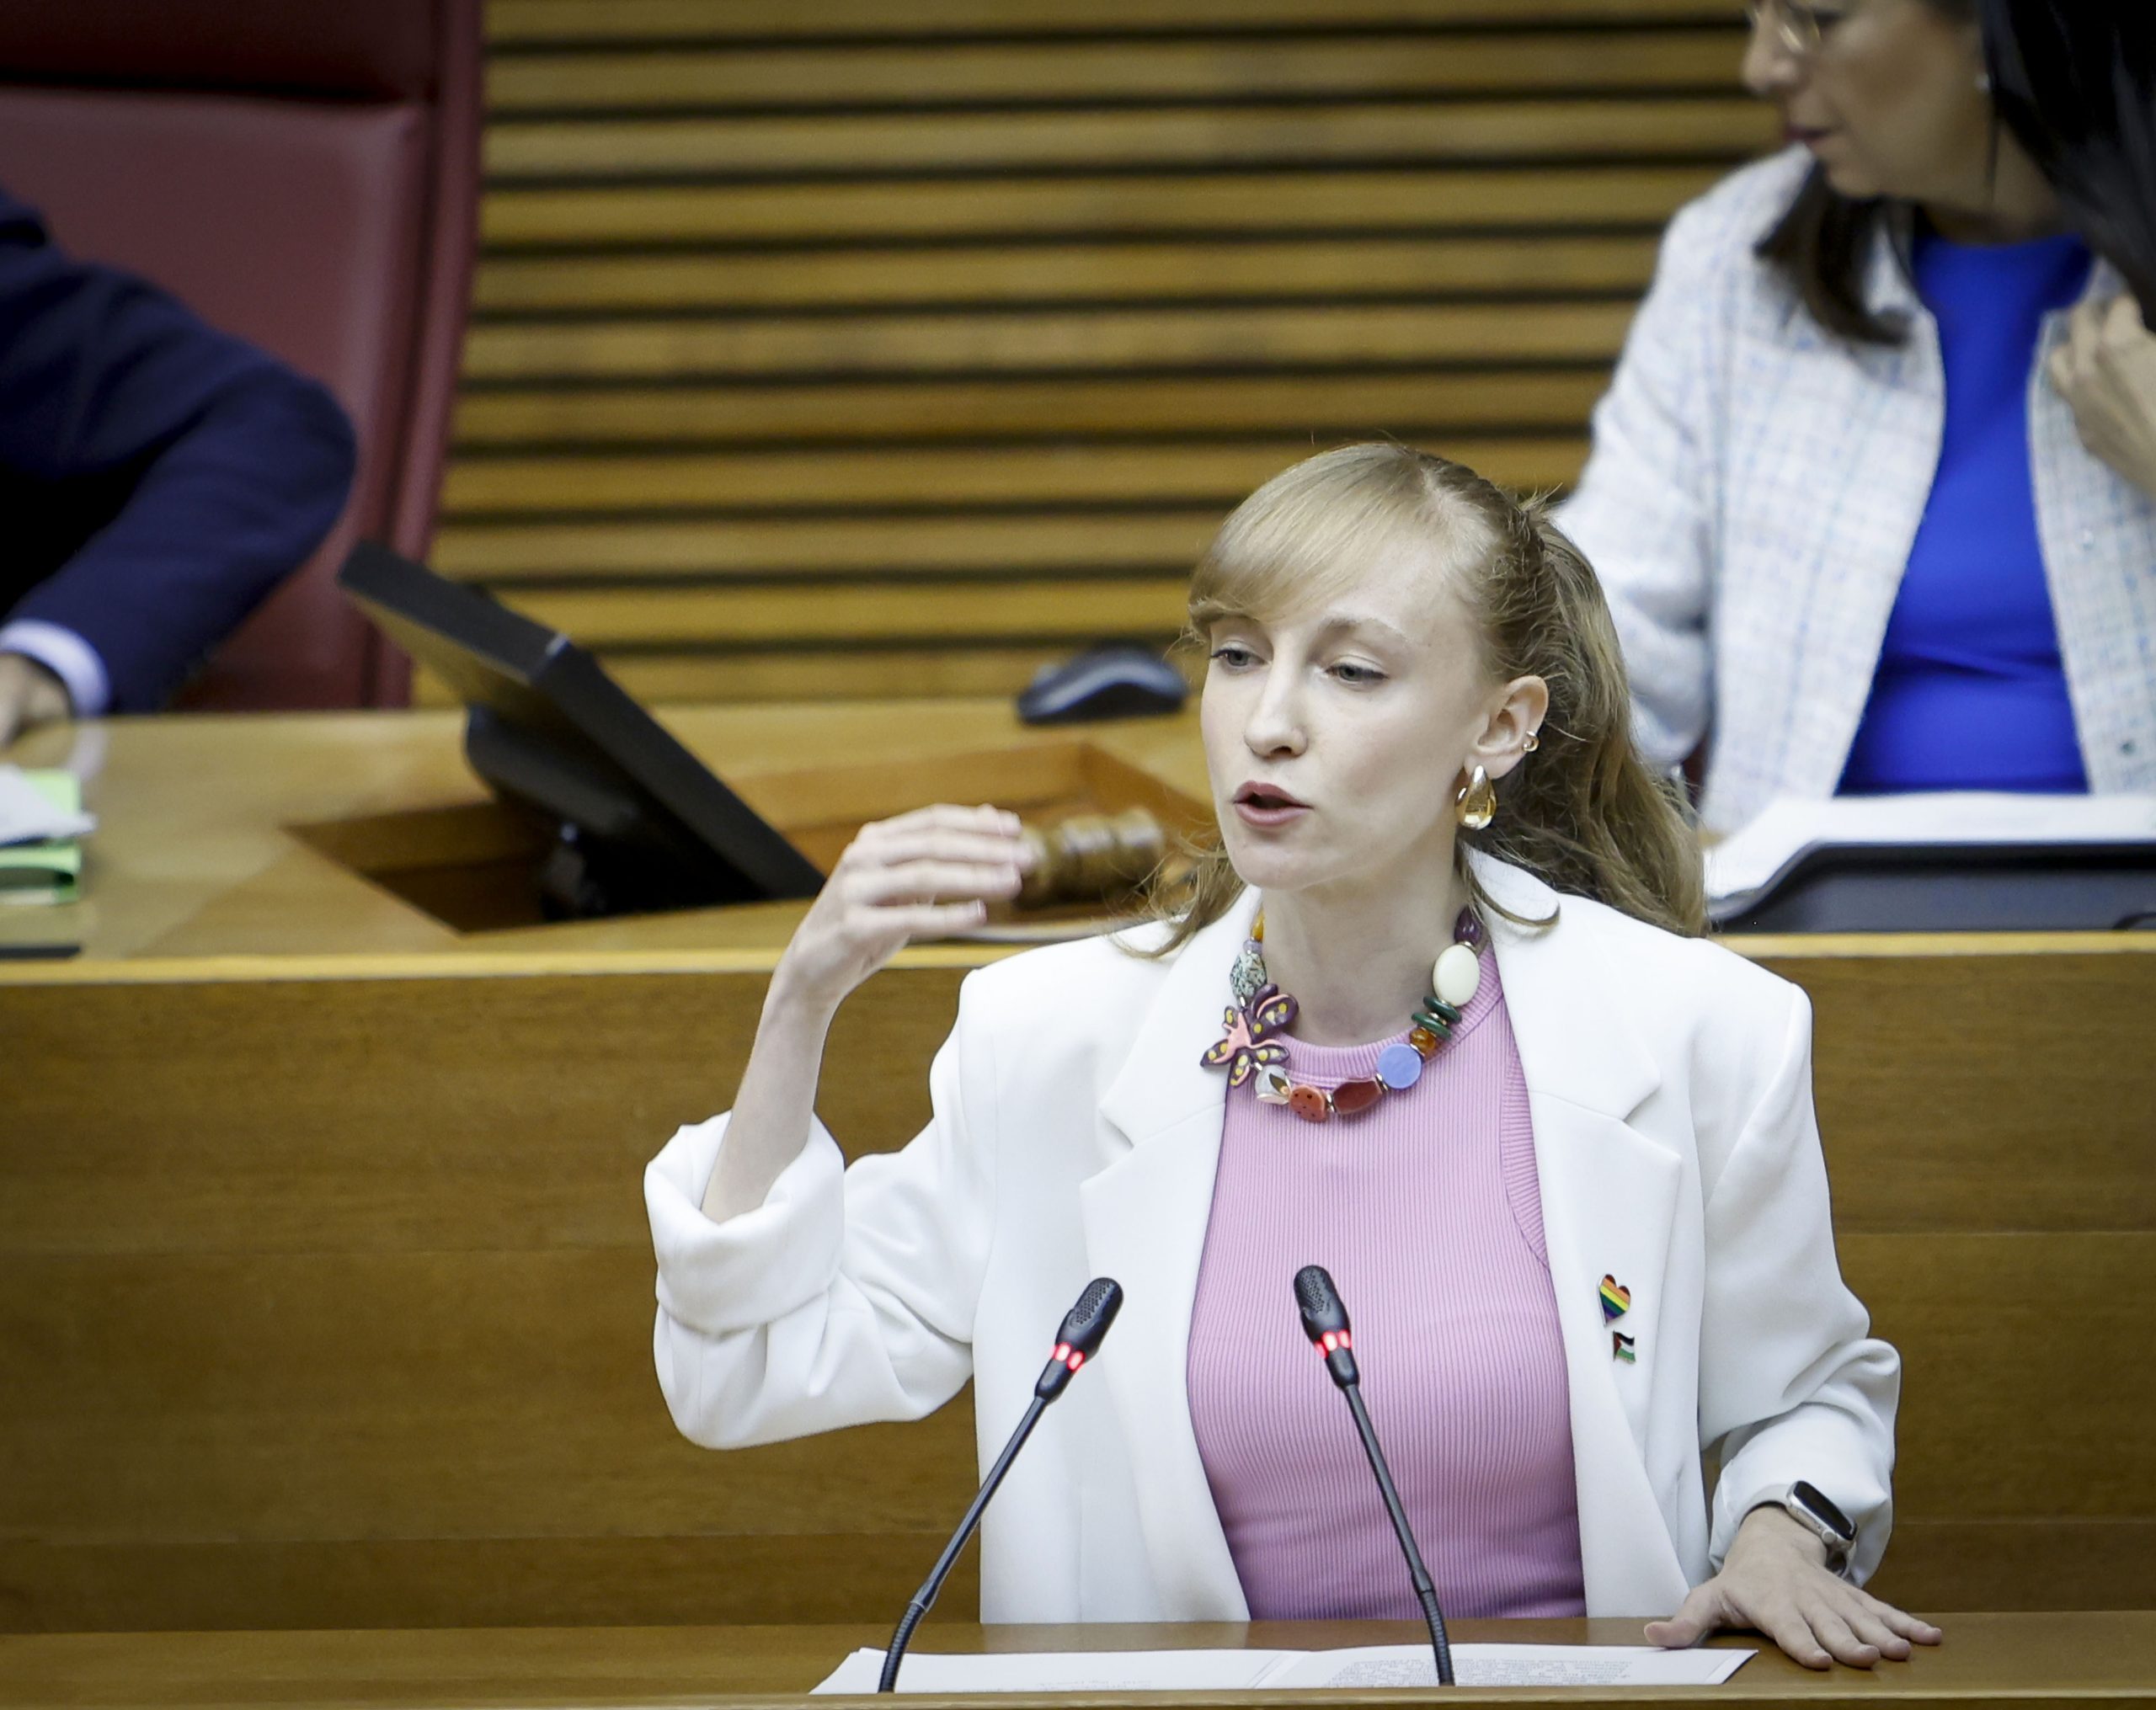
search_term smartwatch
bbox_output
[1781,1480,1858,1568]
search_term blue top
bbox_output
[1838,225,2095,795]
[0,187,355,713]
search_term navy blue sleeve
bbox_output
[0,193,358,711]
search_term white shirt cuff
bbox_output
[0,620,109,716]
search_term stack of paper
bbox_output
[814,1643,1753,1694]
[0,765,95,905]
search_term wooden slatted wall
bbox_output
[438,0,1773,706]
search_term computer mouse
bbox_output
[1016,644,1188,725]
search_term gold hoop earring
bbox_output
[1454,764,1497,830]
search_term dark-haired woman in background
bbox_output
[1562,0,2156,834]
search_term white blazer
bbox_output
[1561,147,2156,834]
[646,853,1898,1622]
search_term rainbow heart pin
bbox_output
[1598,1276,1631,1324]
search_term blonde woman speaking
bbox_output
[647,445,1939,1670]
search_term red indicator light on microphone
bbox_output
[1053,1342,1070,1363]
[1066,1350,1084,1372]
[1321,1331,1338,1352]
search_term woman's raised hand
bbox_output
[701,804,1031,1223]
[773,803,1032,1016]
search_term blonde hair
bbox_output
[1144,442,1705,951]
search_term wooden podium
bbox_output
[3,705,2153,1634]
[4,1617,2155,1710]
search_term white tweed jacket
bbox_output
[1561,147,2156,834]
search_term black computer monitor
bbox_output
[338,542,825,919]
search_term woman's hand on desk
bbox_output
[1644,1506,1941,1670]
[2052,294,2156,500]
[772,803,1033,1015]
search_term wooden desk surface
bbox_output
[0,701,1208,965]
[5,1616,2153,1710]
[6,703,2153,977]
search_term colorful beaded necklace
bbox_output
[1200,905,1486,1124]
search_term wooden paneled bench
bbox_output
[5,705,2148,1633]
[16,699,2145,1637]
[5,929,2150,1628]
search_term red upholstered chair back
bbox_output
[0,1,482,709]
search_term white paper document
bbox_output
[0,764,96,847]
[1704,791,2156,904]
[814,1643,1753,1693]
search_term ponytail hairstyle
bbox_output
[1142,443,1705,955]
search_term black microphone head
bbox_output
[1038,1277,1122,1398]
[1294,1265,1351,1343]
[1295,1265,1358,1386]
[1056,1276,1123,1361]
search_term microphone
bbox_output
[878,1278,1123,1692]
[1294,1265,1455,1687]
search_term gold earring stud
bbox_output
[1455,764,1497,830]
[1522,731,1540,754]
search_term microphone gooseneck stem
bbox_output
[1342,1381,1455,1687]
[878,1394,1049,1693]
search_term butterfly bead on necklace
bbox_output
[1200,983,1298,1089]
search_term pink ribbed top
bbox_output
[1185,945,1588,1620]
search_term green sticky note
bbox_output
[0,770,84,905]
